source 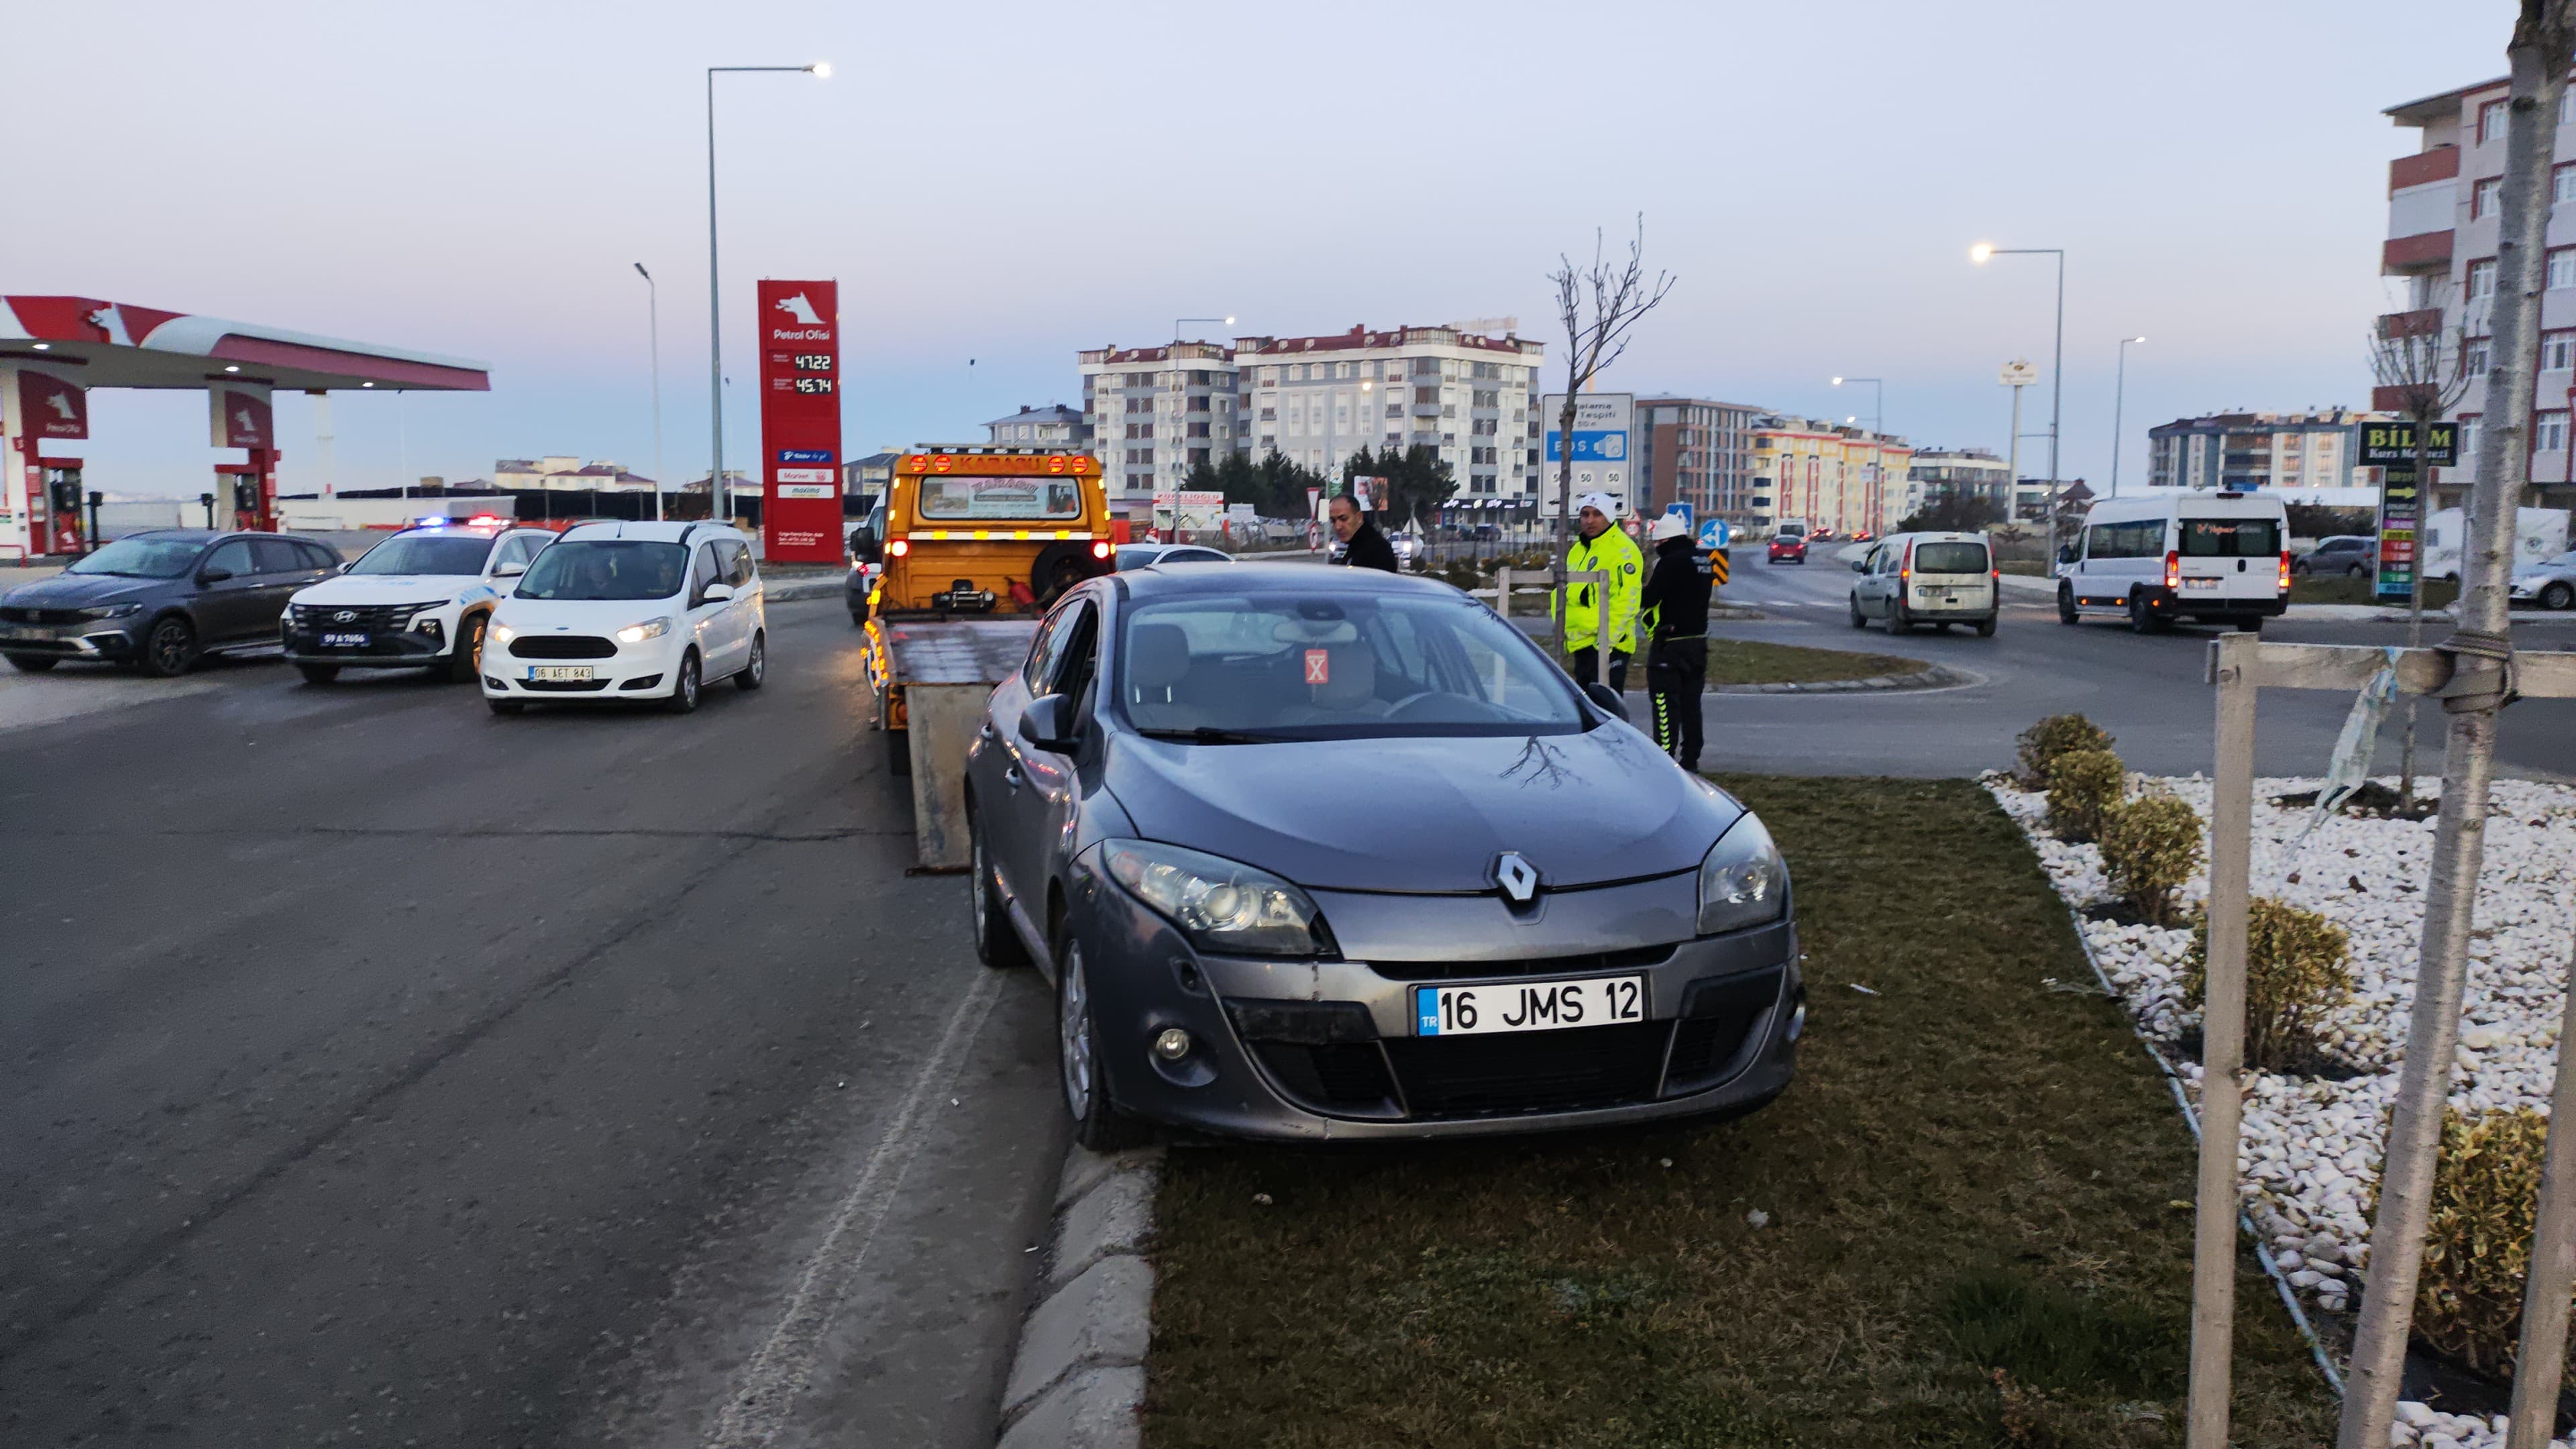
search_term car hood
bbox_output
[3,572,170,608]
[489,596,683,635]
[290,574,484,606]
[1101,726,1741,892]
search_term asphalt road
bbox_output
[1702,549,2576,781]
[0,598,1066,1448]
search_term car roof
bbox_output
[2086,490,2286,521]
[557,520,742,543]
[1112,559,1457,602]
[126,529,220,543]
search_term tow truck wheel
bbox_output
[7,654,60,673]
[447,614,487,684]
[297,663,340,686]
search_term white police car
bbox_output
[282,517,556,684]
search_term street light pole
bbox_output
[2110,335,2146,498]
[1972,244,2067,557]
[1829,375,1883,437]
[637,263,665,521]
[1833,375,1886,529]
[707,62,830,526]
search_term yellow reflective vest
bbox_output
[1556,525,1644,653]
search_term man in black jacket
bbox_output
[1639,513,1712,770]
[1328,494,1399,572]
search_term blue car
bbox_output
[0,530,341,676]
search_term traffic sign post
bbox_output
[2360,421,2455,604]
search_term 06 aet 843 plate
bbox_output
[1413,973,1646,1037]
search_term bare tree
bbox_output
[2365,287,2475,808]
[2339,5,2576,1446]
[1548,217,1676,588]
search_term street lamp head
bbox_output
[2131,335,2147,343]
[1830,376,1845,386]
[635,262,651,280]
[808,61,832,78]
[1969,242,1995,264]
[1224,316,1236,325]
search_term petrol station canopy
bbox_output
[0,295,489,392]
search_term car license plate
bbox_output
[527,665,594,682]
[2182,578,2222,591]
[321,632,370,648]
[0,624,35,640]
[1413,973,1646,1037]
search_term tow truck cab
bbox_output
[870,447,1112,617]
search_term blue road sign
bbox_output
[1697,518,1730,549]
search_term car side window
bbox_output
[251,538,307,575]
[202,540,255,578]
[297,542,339,572]
[718,539,754,587]
[1022,599,1077,690]
[488,535,533,573]
[1051,602,1100,708]
[689,543,721,602]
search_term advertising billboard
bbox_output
[756,280,843,563]
[1538,392,1633,515]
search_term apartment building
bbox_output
[1234,325,1547,497]
[984,404,1091,447]
[1902,447,2014,520]
[1631,397,1764,522]
[2145,409,2379,492]
[1074,342,1242,504]
[1748,417,1914,535]
[2381,75,2576,511]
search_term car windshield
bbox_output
[2180,517,2282,557]
[514,540,686,600]
[350,533,494,576]
[1911,541,1989,574]
[1117,592,1587,741]
[65,536,203,578]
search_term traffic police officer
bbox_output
[1556,492,1643,691]
[1639,513,1712,770]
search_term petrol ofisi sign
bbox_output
[757,280,843,564]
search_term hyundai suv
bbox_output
[282,519,555,684]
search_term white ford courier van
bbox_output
[482,520,766,714]
[1847,532,1998,635]
[2057,490,2289,633]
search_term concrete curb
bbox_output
[1710,662,1972,696]
[996,1145,1162,1449]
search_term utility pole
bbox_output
[637,263,665,521]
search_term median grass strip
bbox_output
[1143,776,2337,1448]
[1703,639,1926,688]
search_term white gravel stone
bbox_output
[1988,773,2576,1337]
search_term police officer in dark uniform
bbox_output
[1638,513,1712,770]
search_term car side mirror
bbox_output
[1581,682,1629,723]
[701,582,735,603]
[1849,558,1868,572]
[197,568,234,585]
[494,562,527,578]
[2057,545,2078,564]
[1019,692,1081,753]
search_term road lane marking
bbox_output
[704,968,1006,1447]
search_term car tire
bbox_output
[2542,581,2575,610]
[734,631,765,690]
[2347,564,2370,580]
[1975,616,1997,638]
[7,653,60,673]
[2237,617,2264,633]
[1055,932,1148,1151]
[1848,595,1868,629]
[2128,592,2162,634]
[139,615,197,677]
[1886,602,1911,635]
[2057,583,2079,625]
[447,613,487,684]
[486,696,524,715]
[849,610,868,629]
[664,650,702,713]
[297,663,341,686]
[968,802,1030,970]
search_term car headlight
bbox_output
[490,623,517,644]
[78,604,143,619]
[1101,839,1327,957]
[1697,813,1787,934]
[616,617,672,645]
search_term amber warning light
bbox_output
[900,453,1094,477]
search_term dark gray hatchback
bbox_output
[0,530,341,676]
[965,562,1803,1147]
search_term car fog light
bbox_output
[1152,1028,1193,1061]
[1787,1000,1808,1042]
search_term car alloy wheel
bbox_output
[2543,581,2575,611]
[734,631,765,691]
[142,616,196,677]
[1058,940,1098,1122]
[665,651,701,714]
[968,806,1029,969]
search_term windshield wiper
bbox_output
[1136,726,1294,745]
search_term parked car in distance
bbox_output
[1,529,340,676]
[281,519,554,684]
[964,561,1803,1146]
[482,520,765,716]
[1848,532,1997,636]
[1116,543,1232,570]
[2510,549,2576,610]
[1767,534,1808,564]
[2292,535,2375,578]
[2056,489,2290,633]
[1389,532,1425,568]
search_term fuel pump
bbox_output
[215,459,275,533]
[36,459,84,553]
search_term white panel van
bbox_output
[2057,491,2289,633]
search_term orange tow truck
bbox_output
[859,447,1114,775]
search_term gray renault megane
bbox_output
[964,561,1803,1146]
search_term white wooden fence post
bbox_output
[2187,630,2259,1449]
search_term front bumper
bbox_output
[1065,862,1802,1141]
[0,620,141,657]
[480,633,682,699]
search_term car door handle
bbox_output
[1004,765,1024,792]
[980,720,997,740]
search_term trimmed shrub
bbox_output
[2016,714,2116,790]
[2044,749,2125,843]
[2182,898,2353,1069]
[2400,1106,2564,1380]
[2098,788,2200,927]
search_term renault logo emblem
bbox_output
[332,610,357,623]
[1494,852,1540,905]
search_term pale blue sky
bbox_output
[11,0,2516,498]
